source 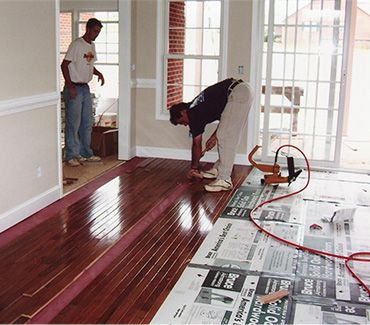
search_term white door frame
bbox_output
[118,0,133,160]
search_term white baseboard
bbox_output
[0,146,248,233]
[0,186,61,233]
[135,146,249,166]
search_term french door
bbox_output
[256,0,351,168]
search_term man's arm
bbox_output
[186,134,203,179]
[191,134,203,170]
[93,67,105,86]
[204,128,218,154]
[61,59,77,99]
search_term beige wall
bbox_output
[0,107,59,213]
[0,1,57,100]
[133,0,254,155]
[0,1,59,229]
[0,0,255,230]
[60,0,118,11]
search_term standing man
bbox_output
[61,18,105,167]
[169,78,254,192]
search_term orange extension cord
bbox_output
[248,144,370,295]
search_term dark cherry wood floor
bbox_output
[0,157,251,324]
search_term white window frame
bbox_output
[77,11,120,99]
[156,0,229,120]
[77,11,119,67]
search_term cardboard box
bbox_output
[91,126,118,157]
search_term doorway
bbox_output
[59,3,122,193]
[340,0,370,170]
[254,0,370,172]
[258,0,348,168]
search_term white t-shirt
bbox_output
[64,37,97,83]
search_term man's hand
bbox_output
[187,168,203,180]
[205,133,217,152]
[94,68,105,86]
[68,85,77,99]
[97,71,105,86]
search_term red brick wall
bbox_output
[60,12,72,89]
[167,2,185,108]
[60,12,72,53]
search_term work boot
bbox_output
[204,179,233,192]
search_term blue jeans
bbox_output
[63,84,94,161]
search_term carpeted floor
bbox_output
[63,154,124,194]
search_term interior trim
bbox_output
[0,92,60,117]
[0,186,61,233]
[134,78,157,89]
[136,146,249,166]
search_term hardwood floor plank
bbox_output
[0,158,250,324]
[0,157,145,250]
[51,164,251,324]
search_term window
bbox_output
[78,12,119,98]
[163,0,224,111]
[60,11,119,98]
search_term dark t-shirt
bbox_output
[187,78,234,137]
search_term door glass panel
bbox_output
[260,0,347,166]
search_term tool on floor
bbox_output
[321,207,357,223]
[63,177,78,185]
[258,289,289,305]
[248,145,302,185]
[248,143,370,295]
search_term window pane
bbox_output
[80,11,118,22]
[201,59,219,85]
[96,43,106,53]
[107,43,119,53]
[91,65,119,98]
[183,59,201,85]
[165,0,222,111]
[107,54,118,64]
[106,25,119,43]
[97,54,107,63]
[204,1,221,28]
[203,29,220,55]
[184,1,203,28]
[184,29,202,55]
[182,59,218,87]
[79,13,119,65]
[183,85,202,102]
[108,12,119,21]
[107,23,119,34]
[183,28,221,55]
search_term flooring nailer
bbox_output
[248,145,302,185]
